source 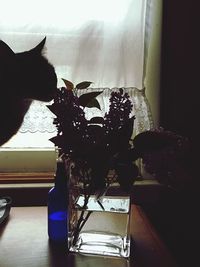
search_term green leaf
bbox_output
[49,135,62,146]
[86,98,101,109]
[76,81,93,89]
[62,78,74,90]
[79,91,102,108]
[46,104,58,116]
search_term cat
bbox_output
[0,37,57,146]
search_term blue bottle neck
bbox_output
[54,160,67,190]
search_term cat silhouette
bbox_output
[0,37,57,146]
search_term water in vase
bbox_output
[68,194,131,258]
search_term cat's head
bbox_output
[0,37,57,102]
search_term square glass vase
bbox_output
[68,192,131,258]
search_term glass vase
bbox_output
[66,159,131,258]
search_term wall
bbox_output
[145,0,163,127]
[152,2,200,265]
[160,0,199,179]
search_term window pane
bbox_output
[0,1,154,174]
[1,101,56,149]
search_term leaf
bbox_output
[49,135,62,146]
[89,117,104,124]
[76,81,93,89]
[46,104,58,116]
[79,91,102,108]
[62,78,74,90]
[86,98,101,109]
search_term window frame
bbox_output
[0,1,162,187]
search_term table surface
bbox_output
[0,205,177,267]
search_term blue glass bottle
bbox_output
[48,157,68,243]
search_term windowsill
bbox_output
[0,179,163,206]
[0,182,53,189]
[0,179,160,189]
[0,172,54,184]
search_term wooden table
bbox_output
[0,205,177,267]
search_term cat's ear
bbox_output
[0,40,15,60]
[31,37,46,54]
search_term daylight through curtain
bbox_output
[0,0,154,148]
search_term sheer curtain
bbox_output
[0,0,154,148]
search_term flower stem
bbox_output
[72,195,92,246]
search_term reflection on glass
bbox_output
[68,195,131,258]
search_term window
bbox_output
[0,0,162,179]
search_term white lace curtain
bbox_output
[0,0,154,147]
[21,87,153,135]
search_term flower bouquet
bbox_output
[48,80,138,193]
[47,79,189,257]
